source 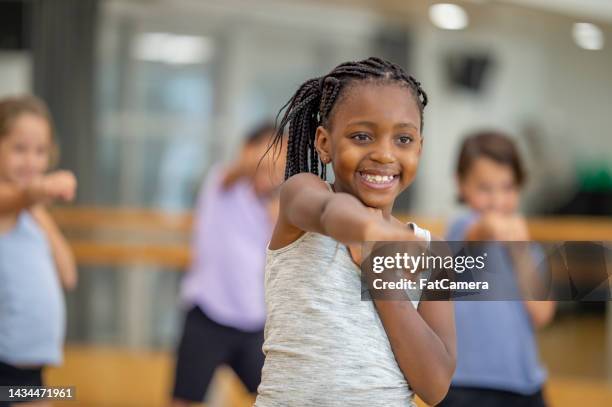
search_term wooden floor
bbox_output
[46,314,612,407]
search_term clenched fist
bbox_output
[27,170,77,204]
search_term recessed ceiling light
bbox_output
[429,3,469,30]
[132,33,215,65]
[572,23,604,50]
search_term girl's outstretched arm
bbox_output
[374,295,456,406]
[269,173,416,249]
[0,171,77,216]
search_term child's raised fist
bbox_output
[481,213,529,241]
[27,170,77,204]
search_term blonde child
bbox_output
[0,96,77,407]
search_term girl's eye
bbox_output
[351,133,372,142]
[478,185,492,194]
[397,135,413,145]
[13,144,27,153]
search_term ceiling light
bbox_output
[572,23,604,50]
[429,3,469,30]
[133,33,215,65]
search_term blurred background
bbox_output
[0,0,611,405]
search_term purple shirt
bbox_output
[181,165,272,331]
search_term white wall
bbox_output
[0,52,32,96]
[100,0,612,216]
[409,4,612,217]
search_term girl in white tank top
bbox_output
[255,57,455,406]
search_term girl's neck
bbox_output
[382,210,394,220]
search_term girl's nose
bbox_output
[491,191,506,212]
[26,153,39,167]
[369,142,395,164]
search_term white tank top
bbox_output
[255,194,431,406]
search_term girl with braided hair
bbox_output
[255,57,455,406]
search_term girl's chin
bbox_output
[356,181,400,201]
[357,191,396,209]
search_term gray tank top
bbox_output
[255,197,431,406]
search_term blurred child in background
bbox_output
[171,122,285,407]
[0,95,77,407]
[439,131,555,407]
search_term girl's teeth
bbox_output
[363,173,394,183]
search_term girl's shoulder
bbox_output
[0,210,30,236]
[0,213,17,235]
[0,209,47,247]
[280,172,331,196]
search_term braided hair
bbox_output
[271,57,428,180]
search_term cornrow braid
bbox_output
[272,57,428,180]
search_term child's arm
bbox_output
[0,182,34,215]
[5,171,78,290]
[504,221,556,328]
[508,244,556,327]
[373,287,456,405]
[0,171,77,215]
[270,173,416,249]
[30,205,78,290]
[464,212,511,241]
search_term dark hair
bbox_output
[456,131,526,186]
[246,121,275,145]
[271,57,428,180]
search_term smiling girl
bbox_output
[0,95,77,407]
[254,58,456,407]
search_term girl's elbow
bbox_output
[415,364,455,405]
[65,277,77,291]
[533,312,553,329]
[530,303,556,328]
[416,383,451,406]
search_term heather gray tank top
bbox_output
[255,195,431,406]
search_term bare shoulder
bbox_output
[278,172,333,219]
[279,172,329,199]
[270,173,332,250]
[29,204,48,222]
[0,213,18,234]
